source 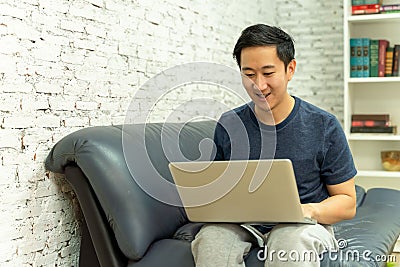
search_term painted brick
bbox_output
[0,54,16,73]
[35,114,60,128]
[75,101,98,110]
[21,96,49,112]
[8,19,40,41]
[85,23,108,38]
[0,130,21,149]
[0,3,26,19]
[0,35,22,54]
[62,116,90,127]
[32,42,61,62]
[60,19,85,33]
[49,96,77,111]
[34,81,62,94]
[2,115,36,129]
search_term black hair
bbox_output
[233,24,295,70]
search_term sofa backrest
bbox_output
[45,120,217,261]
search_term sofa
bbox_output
[45,120,400,267]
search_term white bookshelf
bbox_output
[343,2,400,190]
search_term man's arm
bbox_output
[301,178,357,225]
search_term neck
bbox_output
[255,94,295,125]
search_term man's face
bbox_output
[240,46,295,113]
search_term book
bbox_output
[378,40,389,77]
[351,114,390,121]
[370,40,379,77]
[380,4,400,13]
[350,126,397,134]
[385,47,394,77]
[352,0,365,5]
[362,38,370,77]
[351,4,381,14]
[350,38,364,77]
[351,120,389,127]
[364,0,381,4]
[393,44,400,76]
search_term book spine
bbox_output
[350,126,397,134]
[392,45,400,76]
[381,10,400,13]
[378,40,389,77]
[350,38,363,78]
[385,47,394,77]
[351,114,390,121]
[351,120,389,127]
[351,4,380,14]
[362,38,370,77]
[364,0,380,4]
[352,0,365,5]
[380,4,400,11]
[370,40,379,77]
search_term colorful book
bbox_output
[350,38,364,77]
[364,0,381,4]
[350,126,397,134]
[370,40,379,77]
[351,114,390,121]
[351,120,389,127]
[362,38,370,77]
[392,45,400,76]
[351,4,381,14]
[378,40,389,77]
[380,4,400,13]
[385,47,394,77]
[352,0,365,5]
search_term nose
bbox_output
[255,75,268,91]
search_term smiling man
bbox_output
[191,24,357,266]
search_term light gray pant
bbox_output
[191,223,338,267]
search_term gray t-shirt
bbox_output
[213,96,357,204]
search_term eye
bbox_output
[244,73,255,78]
[264,72,274,76]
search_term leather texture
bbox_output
[45,121,400,267]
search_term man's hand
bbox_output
[301,203,318,220]
[301,178,356,225]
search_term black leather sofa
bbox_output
[45,121,400,267]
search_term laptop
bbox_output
[168,159,316,224]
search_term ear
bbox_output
[287,59,296,81]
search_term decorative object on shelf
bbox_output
[381,150,400,171]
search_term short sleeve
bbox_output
[212,120,229,161]
[320,116,357,185]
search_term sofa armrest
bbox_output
[45,121,216,261]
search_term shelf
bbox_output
[357,170,400,178]
[348,77,400,83]
[349,134,400,141]
[347,13,400,23]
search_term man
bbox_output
[191,24,357,266]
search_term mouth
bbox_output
[255,92,271,99]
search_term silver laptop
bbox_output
[168,159,316,224]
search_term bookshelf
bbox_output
[343,1,400,191]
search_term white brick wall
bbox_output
[275,0,345,120]
[0,0,345,265]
